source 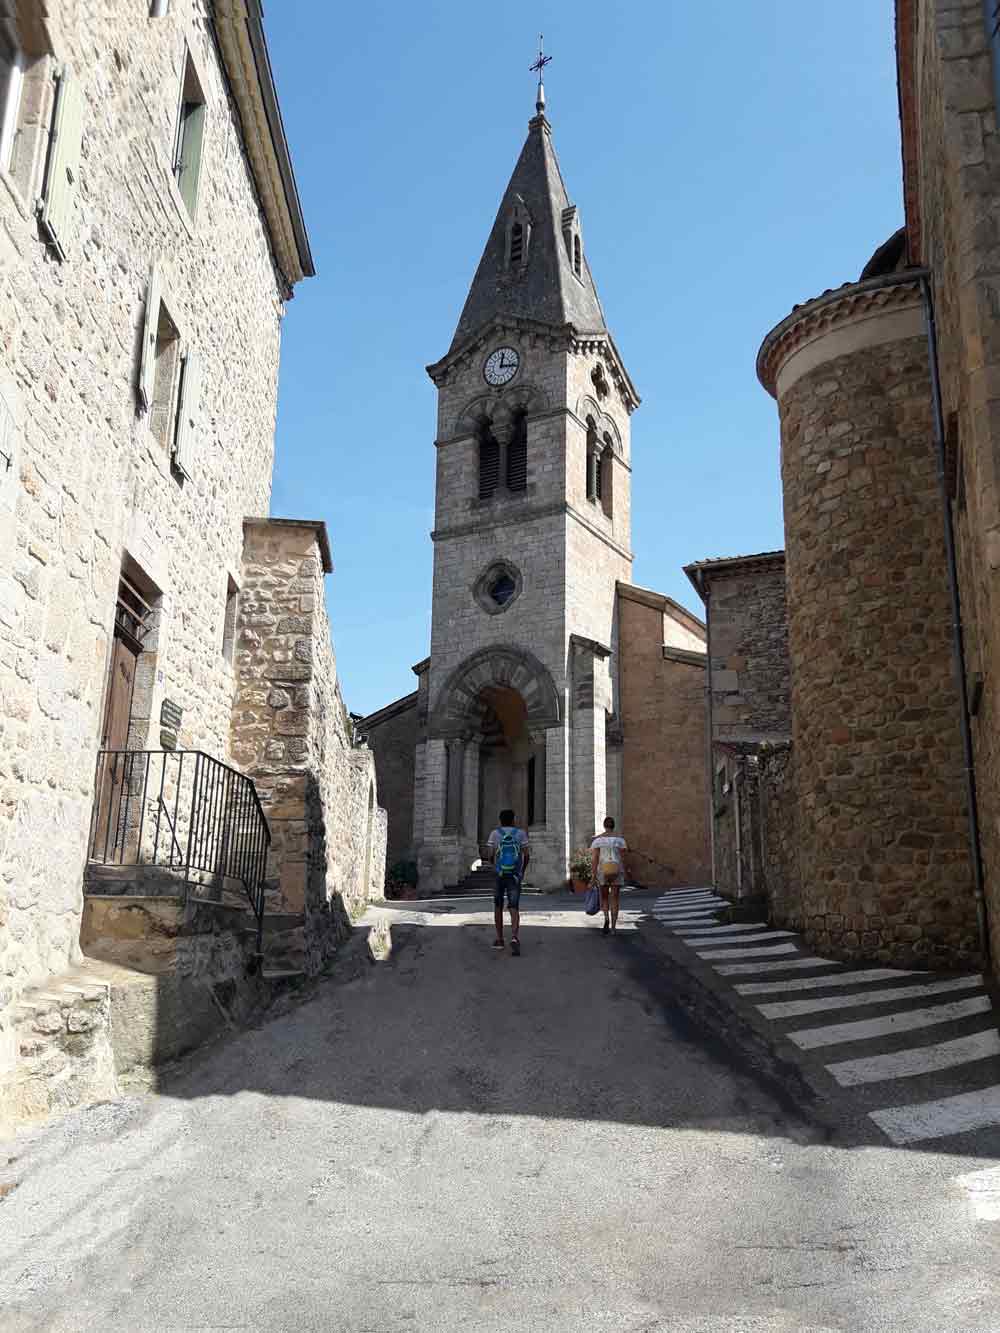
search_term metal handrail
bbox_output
[88,749,270,956]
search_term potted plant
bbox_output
[569,848,592,893]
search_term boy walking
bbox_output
[591,816,629,935]
[486,808,529,955]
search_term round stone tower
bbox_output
[757,268,978,968]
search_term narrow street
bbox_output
[2,892,999,1333]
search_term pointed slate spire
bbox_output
[449,106,608,352]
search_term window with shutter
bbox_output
[172,350,200,479]
[173,51,205,219]
[506,411,527,491]
[138,262,162,413]
[39,66,84,262]
[0,35,22,172]
[478,426,500,500]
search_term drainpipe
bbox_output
[733,770,743,901]
[701,573,717,890]
[918,272,991,971]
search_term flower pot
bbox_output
[572,877,589,893]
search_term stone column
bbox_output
[569,635,612,855]
[461,735,481,864]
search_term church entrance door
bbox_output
[476,685,544,849]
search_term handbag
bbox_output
[584,885,601,915]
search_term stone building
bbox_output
[0,2,385,1129]
[360,81,710,892]
[683,0,1000,974]
[683,553,790,905]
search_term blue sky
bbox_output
[263,2,902,718]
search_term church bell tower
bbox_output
[413,63,640,891]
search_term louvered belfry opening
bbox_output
[506,410,528,491]
[510,221,524,265]
[478,421,500,500]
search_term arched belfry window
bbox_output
[600,434,614,518]
[510,222,524,265]
[573,234,582,278]
[585,416,598,501]
[478,420,500,500]
[507,409,527,491]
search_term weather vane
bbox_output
[530,34,551,115]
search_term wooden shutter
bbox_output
[40,66,84,262]
[137,261,162,412]
[172,351,200,479]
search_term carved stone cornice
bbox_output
[756,272,925,398]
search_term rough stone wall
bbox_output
[908,0,1000,971]
[779,331,978,967]
[359,696,418,871]
[618,591,711,887]
[758,744,801,931]
[231,522,386,971]
[705,561,790,743]
[0,3,286,1017]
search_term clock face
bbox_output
[483,346,520,386]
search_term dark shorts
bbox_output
[494,874,522,910]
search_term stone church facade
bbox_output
[1,1,385,1131]
[361,89,710,893]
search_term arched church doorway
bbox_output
[476,685,545,849]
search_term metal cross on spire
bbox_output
[530,34,551,115]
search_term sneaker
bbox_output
[492,938,504,949]
[511,938,521,956]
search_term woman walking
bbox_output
[590,816,629,935]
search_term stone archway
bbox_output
[430,646,560,855]
[428,645,560,740]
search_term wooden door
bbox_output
[92,622,141,860]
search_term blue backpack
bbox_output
[496,828,521,877]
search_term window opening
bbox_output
[0,32,22,172]
[150,302,181,452]
[573,234,582,278]
[488,573,517,607]
[600,437,614,518]
[173,51,205,217]
[222,575,239,663]
[510,221,523,265]
[478,422,500,500]
[506,410,527,491]
[585,417,598,500]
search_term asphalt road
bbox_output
[2,891,999,1332]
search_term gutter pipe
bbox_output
[918,271,991,971]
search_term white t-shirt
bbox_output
[591,834,628,880]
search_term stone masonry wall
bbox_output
[909,0,1000,971]
[231,522,386,972]
[758,743,802,931]
[779,328,979,967]
[618,591,711,888]
[704,560,790,743]
[0,2,286,1029]
[359,696,418,872]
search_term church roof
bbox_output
[449,111,608,350]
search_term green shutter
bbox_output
[39,66,84,262]
[172,351,200,479]
[176,99,205,217]
[138,261,162,413]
